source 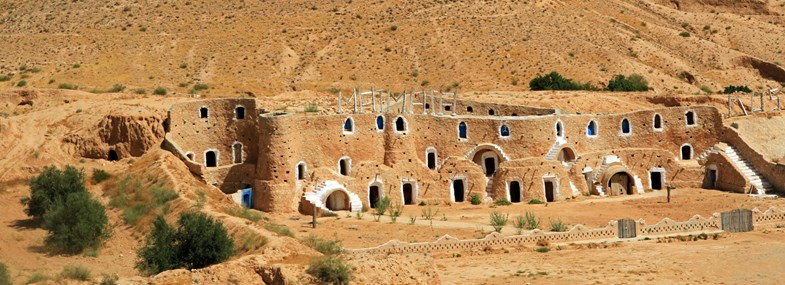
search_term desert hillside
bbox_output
[0,0,784,96]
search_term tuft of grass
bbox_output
[25,272,49,284]
[225,206,263,222]
[91,169,111,184]
[192,83,209,91]
[302,235,342,255]
[470,193,482,205]
[549,219,568,232]
[0,75,11,82]
[536,247,550,253]
[237,232,268,253]
[304,102,319,112]
[153,87,167,96]
[731,122,739,129]
[150,184,178,208]
[0,262,10,285]
[421,207,439,220]
[265,223,294,237]
[495,200,512,206]
[528,199,544,205]
[679,31,690,37]
[306,256,352,285]
[389,203,403,223]
[524,211,540,230]
[16,80,27,87]
[99,274,118,285]
[59,265,91,281]
[58,83,77,90]
[122,204,148,225]
[699,85,712,94]
[490,211,509,232]
[72,63,81,68]
[390,25,398,31]
[108,84,126,93]
[134,89,146,94]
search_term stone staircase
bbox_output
[696,145,722,164]
[303,180,363,214]
[544,137,567,160]
[484,177,494,200]
[724,147,774,195]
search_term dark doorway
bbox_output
[452,179,465,202]
[200,107,208,118]
[484,157,496,176]
[427,151,436,169]
[686,111,695,125]
[339,158,349,175]
[205,151,217,167]
[650,172,663,190]
[681,145,692,160]
[402,183,414,205]
[509,181,521,203]
[395,117,406,131]
[369,186,380,208]
[609,172,633,195]
[707,169,717,189]
[108,149,119,161]
[297,163,305,180]
[500,125,510,137]
[544,181,555,202]
[235,106,246,119]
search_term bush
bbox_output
[536,247,550,253]
[59,265,91,281]
[389,203,403,222]
[0,262,10,285]
[306,256,353,285]
[22,165,88,219]
[91,168,111,184]
[304,102,319,112]
[153,87,167,95]
[108,84,126,93]
[58,83,77,90]
[606,74,650,92]
[302,235,342,255]
[25,272,49,284]
[549,219,568,232]
[373,196,391,221]
[524,211,540,230]
[192,83,208,91]
[731,122,739,129]
[134,89,146,94]
[43,191,110,254]
[529,71,596,91]
[136,213,234,275]
[122,204,148,225]
[470,193,482,205]
[225,206,263,222]
[528,199,544,205]
[16,80,27,87]
[679,31,690,37]
[723,85,752,94]
[495,200,512,206]
[489,211,509,232]
[0,75,11,82]
[151,184,178,207]
[236,232,268,253]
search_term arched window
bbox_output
[555,120,564,138]
[343,117,354,134]
[488,109,495,115]
[339,157,351,176]
[235,106,246,120]
[621,118,631,135]
[199,106,209,118]
[466,106,474,113]
[426,148,437,170]
[653,114,663,130]
[587,120,597,137]
[232,142,243,164]
[376,115,384,130]
[296,162,306,180]
[685,111,696,126]
[681,144,693,160]
[499,124,510,138]
[458,122,468,139]
[395,116,407,132]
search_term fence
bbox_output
[344,207,785,255]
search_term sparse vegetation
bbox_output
[58,83,77,90]
[524,211,540,230]
[237,232,268,253]
[421,207,439,220]
[389,203,403,222]
[0,75,11,82]
[307,256,353,285]
[699,85,713,94]
[192,83,209,91]
[25,272,49,284]
[225,206,263,222]
[91,168,111,184]
[495,199,512,206]
[731,122,739,129]
[470,193,482,205]
[99,273,118,285]
[549,219,568,232]
[373,196,391,222]
[153,87,168,95]
[528,199,544,205]
[16,80,27,87]
[134,89,146,94]
[536,247,550,253]
[529,71,596,91]
[304,102,319,112]
[108,84,126,93]
[59,265,91,281]
[723,85,753,94]
[108,175,178,226]
[606,74,650,92]
[0,262,10,285]
[265,223,294,237]
[302,235,342,255]
[679,31,691,37]
[136,213,234,275]
[490,211,509,232]
[390,25,398,31]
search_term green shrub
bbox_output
[179,63,188,69]
[237,232,268,253]
[495,200,512,206]
[470,193,482,205]
[59,265,91,281]
[265,223,294,237]
[0,75,11,82]
[108,84,126,93]
[306,256,353,285]
[99,273,118,285]
[91,169,111,184]
[72,63,81,68]
[529,71,596,91]
[192,83,208,91]
[536,247,550,253]
[43,191,110,254]
[389,203,403,222]
[58,83,77,90]
[150,184,178,207]
[490,211,509,232]
[390,25,398,31]
[679,31,690,37]
[0,262,10,285]
[153,87,167,95]
[528,199,544,205]
[373,196,391,221]
[607,74,650,92]
[136,213,234,275]
[731,122,739,129]
[421,207,439,220]
[122,203,148,225]
[723,85,752,94]
[134,89,146,94]
[22,165,87,219]
[549,219,568,232]
[16,80,27,87]
[302,235,342,255]
[524,211,540,230]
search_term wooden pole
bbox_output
[312,203,317,228]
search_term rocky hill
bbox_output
[0,0,783,96]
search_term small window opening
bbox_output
[458,122,467,139]
[235,106,246,119]
[199,107,208,118]
[500,124,510,137]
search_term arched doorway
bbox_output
[402,183,414,205]
[608,172,634,196]
[395,117,407,132]
[232,142,243,164]
[509,181,521,203]
[473,150,500,176]
[452,179,465,202]
[681,144,693,160]
[368,185,380,208]
[557,147,576,163]
[108,149,119,161]
[325,191,350,211]
[205,151,217,167]
[235,106,246,119]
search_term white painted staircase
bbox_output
[304,180,363,214]
[724,147,774,195]
[544,137,567,160]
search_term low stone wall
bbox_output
[345,206,785,255]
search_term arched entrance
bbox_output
[108,149,119,161]
[557,147,576,163]
[205,151,217,167]
[325,191,350,211]
[466,144,509,177]
[509,181,521,203]
[608,172,634,196]
[368,185,380,208]
[402,183,415,205]
[452,179,465,202]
